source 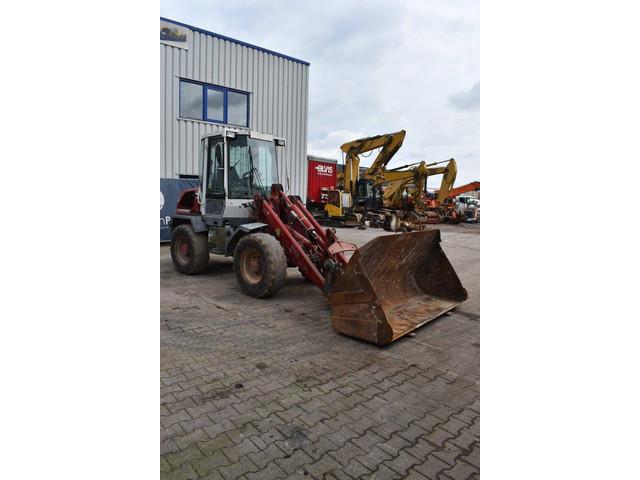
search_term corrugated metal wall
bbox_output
[160,21,309,197]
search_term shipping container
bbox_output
[307,155,338,206]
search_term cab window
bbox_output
[207,140,224,195]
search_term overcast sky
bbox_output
[160,0,479,186]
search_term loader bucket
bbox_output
[327,230,467,346]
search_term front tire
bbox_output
[233,233,287,298]
[170,224,209,275]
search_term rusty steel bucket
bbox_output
[327,230,467,346]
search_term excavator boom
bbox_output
[447,181,480,199]
[340,130,406,194]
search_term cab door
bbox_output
[204,136,226,216]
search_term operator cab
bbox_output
[199,129,286,223]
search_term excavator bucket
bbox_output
[327,230,467,346]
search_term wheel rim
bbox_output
[240,248,263,284]
[175,236,190,263]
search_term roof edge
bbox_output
[161,17,310,66]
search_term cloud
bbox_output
[161,0,480,184]
[449,81,480,111]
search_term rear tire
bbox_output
[170,224,209,275]
[234,233,287,298]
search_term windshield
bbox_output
[227,136,279,198]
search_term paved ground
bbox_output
[161,223,480,479]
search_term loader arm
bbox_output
[252,184,355,290]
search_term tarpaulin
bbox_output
[160,178,199,242]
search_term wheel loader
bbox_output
[169,129,467,346]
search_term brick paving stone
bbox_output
[354,445,394,471]
[443,459,479,480]
[202,418,236,439]
[383,449,421,476]
[296,409,330,428]
[459,445,480,469]
[248,443,288,469]
[371,421,403,441]
[398,422,429,443]
[180,413,213,435]
[424,427,456,448]
[162,423,185,446]
[466,417,480,437]
[352,429,385,452]
[160,438,180,455]
[225,424,261,444]
[276,406,305,423]
[162,461,199,480]
[300,437,338,461]
[218,455,258,480]
[161,457,172,473]
[416,413,443,432]
[323,469,352,480]
[191,450,231,477]
[439,416,469,436]
[222,437,260,463]
[429,405,457,422]
[166,447,205,470]
[405,468,429,479]
[199,468,225,479]
[348,414,378,435]
[199,434,234,456]
[377,432,412,457]
[244,462,288,480]
[413,454,452,480]
[304,455,343,479]
[324,425,359,448]
[342,458,372,478]
[450,429,478,452]
[274,449,313,475]
[162,410,192,429]
[368,463,404,480]
[167,397,199,415]
[431,441,462,467]
[328,441,366,466]
[404,438,437,462]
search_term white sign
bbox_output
[315,164,333,176]
[160,20,190,50]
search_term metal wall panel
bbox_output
[160,20,309,198]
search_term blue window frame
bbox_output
[179,79,249,127]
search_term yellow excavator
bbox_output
[378,158,459,230]
[324,130,407,225]
[324,130,459,230]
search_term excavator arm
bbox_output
[446,181,480,199]
[373,158,458,209]
[340,130,406,194]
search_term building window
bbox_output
[206,88,224,122]
[179,81,203,120]
[179,79,249,126]
[227,91,248,127]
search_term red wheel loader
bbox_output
[170,129,467,346]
